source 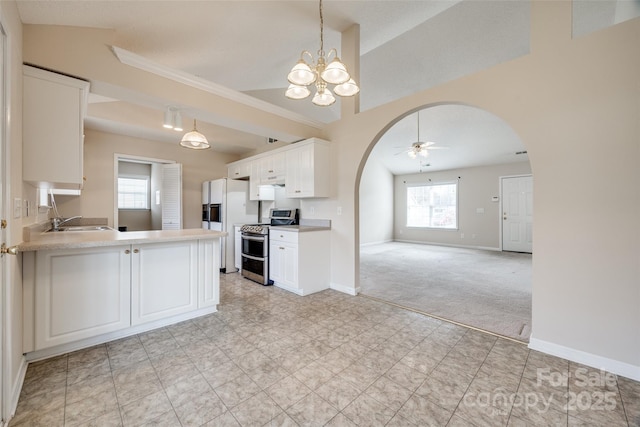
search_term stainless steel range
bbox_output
[240,208,298,285]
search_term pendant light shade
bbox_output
[312,82,336,106]
[285,84,311,100]
[333,78,360,97]
[180,119,210,150]
[321,54,350,85]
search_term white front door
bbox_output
[501,175,533,253]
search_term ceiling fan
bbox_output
[395,112,447,158]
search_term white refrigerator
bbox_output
[202,178,258,272]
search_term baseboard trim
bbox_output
[330,282,359,296]
[25,306,218,363]
[529,337,640,382]
[359,239,393,247]
[393,239,500,252]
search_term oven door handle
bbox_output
[242,234,267,242]
[242,253,266,262]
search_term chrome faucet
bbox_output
[51,215,82,231]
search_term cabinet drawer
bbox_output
[269,229,298,244]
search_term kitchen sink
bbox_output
[46,226,114,232]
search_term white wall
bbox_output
[359,153,394,245]
[394,162,531,249]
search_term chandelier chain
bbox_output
[319,0,324,54]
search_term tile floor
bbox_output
[10,273,640,426]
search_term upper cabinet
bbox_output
[285,140,330,198]
[227,161,251,180]
[227,138,331,199]
[23,65,90,190]
[257,152,286,185]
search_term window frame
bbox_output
[117,174,150,210]
[406,180,459,230]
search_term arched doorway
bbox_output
[357,104,532,342]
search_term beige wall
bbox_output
[323,3,639,377]
[359,154,394,245]
[55,129,238,229]
[16,1,640,381]
[394,162,531,249]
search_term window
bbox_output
[118,176,149,209]
[407,182,458,229]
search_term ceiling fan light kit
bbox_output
[285,0,359,106]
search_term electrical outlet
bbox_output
[337,206,342,215]
[310,206,315,214]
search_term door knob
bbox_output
[1,243,18,255]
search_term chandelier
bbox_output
[180,119,210,150]
[285,0,359,106]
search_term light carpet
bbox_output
[360,242,532,342]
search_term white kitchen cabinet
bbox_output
[234,226,242,271]
[29,246,131,351]
[269,229,331,296]
[23,65,89,190]
[198,239,221,309]
[227,160,251,179]
[285,139,331,198]
[269,233,298,290]
[249,161,275,201]
[131,240,198,325]
[23,237,220,354]
[258,152,286,184]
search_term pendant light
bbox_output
[180,119,210,150]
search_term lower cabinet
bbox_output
[131,240,198,325]
[269,229,330,296]
[23,238,220,353]
[30,245,132,351]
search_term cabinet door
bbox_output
[228,161,251,179]
[23,66,89,189]
[234,227,242,270]
[34,246,131,350]
[269,240,298,290]
[259,152,286,184]
[269,241,284,285]
[250,161,275,201]
[131,241,198,325]
[285,143,330,198]
[198,240,220,309]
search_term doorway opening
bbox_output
[113,154,181,232]
[358,104,533,342]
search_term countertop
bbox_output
[269,225,331,233]
[18,228,227,252]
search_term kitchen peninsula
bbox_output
[19,227,225,361]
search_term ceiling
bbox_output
[16,0,551,173]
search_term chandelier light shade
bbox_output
[180,119,210,150]
[285,0,359,106]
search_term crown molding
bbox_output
[111,46,323,130]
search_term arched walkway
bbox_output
[357,104,532,341]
